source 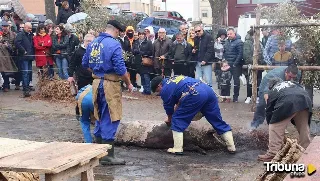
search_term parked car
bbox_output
[136,17,183,36]
[122,10,149,24]
[151,11,186,22]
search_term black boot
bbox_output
[100,140,125,165]
[95,136,102,144]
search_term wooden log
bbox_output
[251,5,262,112]
[249,65,320,71]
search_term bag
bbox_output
[142,57,153,66]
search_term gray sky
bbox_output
[160,0,194,19]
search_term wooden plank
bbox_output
[0,138,47,159]
[252,23,320,29]
[81,168,94,181]
[251,4,261,112]
[0,142,110,174]
[45,158,98,181]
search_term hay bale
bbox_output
[35,78,75,102]
[0,171,39,181]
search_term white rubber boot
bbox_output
[221,131,236,153]
[167,131,183,155]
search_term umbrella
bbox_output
[67,12,88,24]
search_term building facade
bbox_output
[110,0,161,15]
[228,0,320,27]
[194,0,320,27]
[19,0,110,15]
[199,0,212,24]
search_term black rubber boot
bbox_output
[95,136,102,144]
[100,140,125,165]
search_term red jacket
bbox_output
[33,34,53,67]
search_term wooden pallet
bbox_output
[0,138,111,181]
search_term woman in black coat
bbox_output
[56,1,73,25]
[132,30,153,95]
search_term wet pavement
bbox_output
[0,108,265,180]
[0,74,319,180]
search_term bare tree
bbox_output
[208,0,227,37]
[45,0,56,22]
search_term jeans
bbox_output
[251,92,266,128]
[230,65,242,99]
[39,65,54,79]
[141,73,151,94]
[20,60,32,92]
[195,62,213,86]
[55,57,69,80]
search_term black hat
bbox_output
[216,29,227,39]
[151,76,163,93]
[107,20,125,32]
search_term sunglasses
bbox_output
[195,30,201,33]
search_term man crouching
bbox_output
[151,75,236,154]
[258,78,312,162]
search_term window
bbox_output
[237,0,250,4]
[202,10,208,18]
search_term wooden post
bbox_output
[251,5,262,112]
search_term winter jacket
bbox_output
[52,34,70,59]
[220,70,232,86]
[132,38,153,74]
[243,33,264,65]
[82,33,127,77]
[69,45,93,88]
[223,34,244,66]
[263,35,292,65]
[33,34,54,67]
[272,51,293,66]
[168,40,192,64]
[56,8,73,25]
[14,31,34,61]
[194,32,214,64]
[259,66,301,95]
[214,39,225,60]
[68,34,80,56]
[153,38,172,69]
[117,36,131,52]
[266,81,312,125]
[0,44,16,72]
[2,31,16,53]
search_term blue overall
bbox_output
[76,84,121,142]
[76,85,94,143]
[160,76,231,134]
[82,32,127,142]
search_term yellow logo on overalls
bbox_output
[167,75,186,84]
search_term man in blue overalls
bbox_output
[82,20,133,165]
[75,84,95,143]
[151,75,236,154]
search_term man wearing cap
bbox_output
[150,75,236,155]
[1,21,17,92]
[64,23,80,58]
[82,20,133,165]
